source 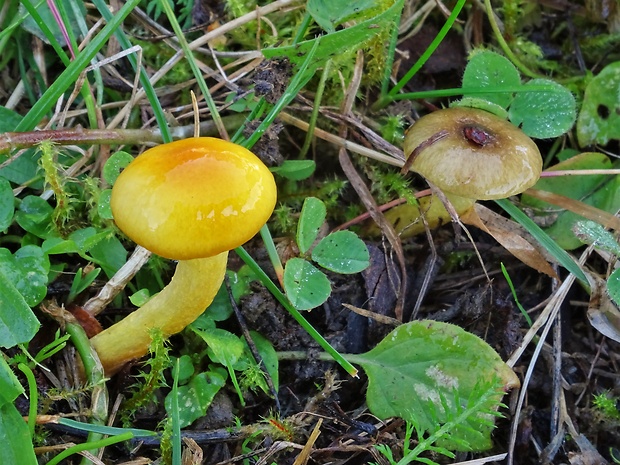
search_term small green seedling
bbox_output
[67,266,101,304]
[283,197,370,310]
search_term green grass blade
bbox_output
[15,0,141,132]
[90,0,172,143]
[495,198,588,286]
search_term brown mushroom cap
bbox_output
[111,137,277,260]
[404,107,542,200]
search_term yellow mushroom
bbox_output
[90,138,277,375]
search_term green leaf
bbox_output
[103,151,134,185]
[0,402,37,464]
[577,62,620,147]
[89,235,127,277]
[312,230,370,274]
[129,288,151,307]
[174,355,195,384]
[451,97,509,119]
[0,106,23,132]
[250,331,279,392]
[164,370,226,428]
[97,189,113,220]
[297,197,326,254]
[15,196,53,239]
[306,0,377,33]
[19,0,86,46]
[271,160,316,180]
[0,357,24,406]
[234,331,280,393]
[0,245,50,307]
[283,258,331,310]
[508,78,576,138]
[573,220,620,256]
[461,50,521,109]
[0,267,40,348]
[350,320,519,451]
[203,268,255,323]
[0,176,15,231]
[607,268,620,308]
[262,0,403,73]
[196,328,245,367]
[521,153,620,250]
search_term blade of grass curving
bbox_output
[501,263,533,326]
[46,432,134,465]
[90,0,171,143]
[388,0,466,96]
[235,245,358,377]
[483,0,541,79]
[17,363,37,438]
[161,0,227,139]
[57,418,156,437]
[495,198,588,286]
[15,0,141,132]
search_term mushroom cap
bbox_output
[404,107,542,200]
[111,137,277,260]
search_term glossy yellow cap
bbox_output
[111,138,277,260]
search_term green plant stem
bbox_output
[483,0,542,79]
[161,0,227,140]
[46,432,134,465]
[17,363,37,438]
[65,320,108,465]
[388,0,466,97]
[171,360,182,465]
[235,246,358,377]
[299,59,332,159]
[259,224,284,287]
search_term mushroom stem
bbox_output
[374,194,476,238]
[90,253,228,375]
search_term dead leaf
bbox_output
[461,204,559,279]
[526,188,620,231]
